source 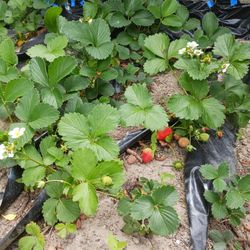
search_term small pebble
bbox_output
[127,155,137,164]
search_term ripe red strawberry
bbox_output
[157,127,173,141]
[141,148,154,163]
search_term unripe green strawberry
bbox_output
[186,144,196,152]
[165,133,173,143]
[102,176,113,186]
[172,160,184,170]
[198,133,210,142]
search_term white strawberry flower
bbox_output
[178,48,186,55]
[0,144,6,160]
[187,41,199,49]
[221,63,230,73]
[8,127,26,139]
[194,49,203,56]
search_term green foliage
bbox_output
[44,6,62,33]
[143,33,187,75]
[107,233,127,250]
[55,223,76,238]
[213,34,250,79]
[192,12,230,48]
[118,178,179,236]
[27,35,68,62]
[18,222,45,250]
[62,18,113,60]
[167,73,225,129]
[58,104,120,160]
[209,230,233,250]
[105,0,154,28]
[29,56,77,108]
[42,147,124,224]
[210,75,250,128]
[0,38,18,65]
[148,0,199,30]
[120,84,169,131]
[200,163,250,226]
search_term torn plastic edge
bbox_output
[0,129,150,249]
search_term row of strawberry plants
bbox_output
[0,0,249,249]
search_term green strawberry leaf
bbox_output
[226,188,245,209]
[148,205,179,236]
[212,202,228,220]
[71,148,98,181]
[0,38,18,65]
[56,199,80,223]
[179,72,209,99]
[213,178,227,193]
[201,98,225,129]
[72,182,98,216]
[130,196,154,220]
[107,233,127,250]
[200,164,218,180]
[167,94,202,121]
[144,33,169,59]
[42,198,58,225]
[18,222,45,250]
[48,56,77,86]
[120,84,168,131]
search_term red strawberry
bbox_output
[141,148,154,163]
[157,127,173,141]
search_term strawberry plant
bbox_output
[213,34,250,80]
[62,18,113,60]
[27,34,68,62]
[210,75,250,127]
[42,147,124,224]
[29,56,77,108]
[120,83,168,131]
[118,178,179,236]
[143,33,187,75]
[58,104,120,160]
[208,230,234,250]
[107,233,127,250]
[18,222,45,250]
[167,72,226,129]
[200,163,250,226]
[148,0,199,30]
[183,12,230,48]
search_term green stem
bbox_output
[168,143,177,161]
[0,95,13,123]
[45,179,72,186]
[169,65,188,96]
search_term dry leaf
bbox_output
[2,213,17,221]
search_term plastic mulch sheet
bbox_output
[184,122,237,250]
